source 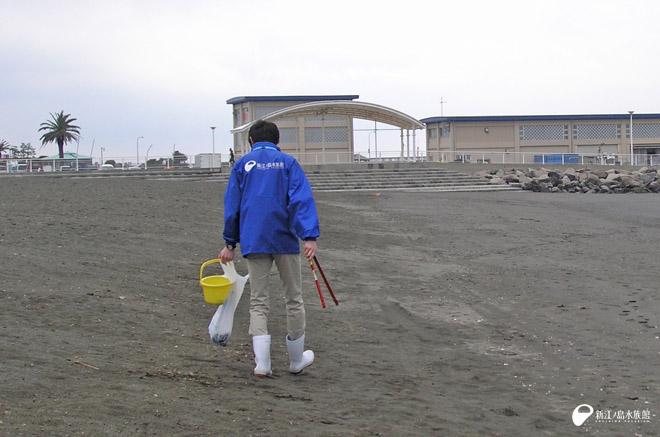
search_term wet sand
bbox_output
[1,175,658,436]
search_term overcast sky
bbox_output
[2,0,659,161]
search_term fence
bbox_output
[277,150,659,167]
[3,150,658,173]
[0,156,201,173]
[427,151,659,167]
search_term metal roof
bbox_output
[421,114,660,124]
[226,95,359,105]
[231,100,425,134]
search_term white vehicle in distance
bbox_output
[100,164,115,171]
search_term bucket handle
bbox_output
[200,259,233,281]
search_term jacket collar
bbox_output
[251,142,281,152]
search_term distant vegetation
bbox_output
[0,140,36,159]
[39,111,81,159]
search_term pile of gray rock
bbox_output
[477,167,660,193]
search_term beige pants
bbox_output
[246,254,305,340]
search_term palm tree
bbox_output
[39,111,81,158]
[0,139,10,158]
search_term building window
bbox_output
[305,127,322,143]
[519,125,568,141]
[627,123,660,138]
[324,127,348,143]
[254,105,289,119]
[279,128,298,144]
[441,124,450,137]
[573,124,621,140]
[428,128,438,139]
[304,127,347,143]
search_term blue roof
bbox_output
[420,114,660,124]
[227,95,359,105]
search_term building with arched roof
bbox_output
[227,95,424,164]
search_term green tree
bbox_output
[38,111,81,159]
[16,142,36,158]
[0,139,10,158]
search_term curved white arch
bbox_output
[231,100,425,134]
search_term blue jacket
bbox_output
[222,142,320,257]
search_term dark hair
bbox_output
[249,120,279,145]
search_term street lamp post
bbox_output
[368,131,375,159]
[211,126,216,170]
[75,137,80,172]
[137,136,144,167]
[628,111,634,165]
[146,144,153,170]
[373,121,378,160]
[101,147,105,165]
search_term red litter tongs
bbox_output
[308,256,339,308]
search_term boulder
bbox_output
[620,176,641,188]
[548,171,563,181]
[587,173,601,184]
[605,172,621,182]
[640,173,656,185]
[482,166,658,194]
[503,174,520,183]
[536,173,550,183]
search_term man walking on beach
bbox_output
[219,120,319,377]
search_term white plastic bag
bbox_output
[208,261,249,347]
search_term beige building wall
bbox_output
[228,96,356,164]
[425,116,660,164]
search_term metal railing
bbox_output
[0,156,200,173]
[427,151,658,167]
[3,150,658,173]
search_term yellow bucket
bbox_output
[199,259,232,305]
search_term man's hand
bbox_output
[303,240,317,261]
[219,247,235,264]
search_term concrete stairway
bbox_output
[138,165,519,192]
[304,167,519,192]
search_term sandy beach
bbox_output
[1,174,658,436]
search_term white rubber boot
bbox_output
[286,333,314,374]
[252,335,272,377]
